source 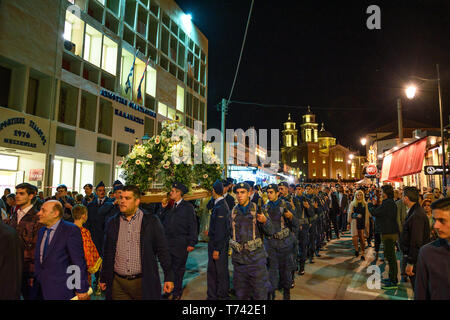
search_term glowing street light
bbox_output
[349,154,354,160]
[360,138,367,146]
[405,85,417,99]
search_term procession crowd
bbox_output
[0,179,449,300]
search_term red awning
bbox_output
[388,138,427,180]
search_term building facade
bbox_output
[281,108,364,182]
[0,0,208,195]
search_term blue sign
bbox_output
[100,89,156,118]
[114,109,144,125]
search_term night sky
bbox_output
[176,0,450,151]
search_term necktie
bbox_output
[99,199,103,206]
[42,228,52,261]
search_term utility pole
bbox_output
[397,98,403,143]
[436,64,447,193]
[221,98,228,178]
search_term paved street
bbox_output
[179,231,414,300]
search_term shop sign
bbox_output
[424,165,450,175]
[29,169,44,181]
[0,115,49,151]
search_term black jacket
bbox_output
[369,198,399,235]
[0,222,23,300]
[208,198,231,253]
[400,203,430,265]
[414,238,450,300]
[160,199,198,258]
[85,196,112,256]
[101,210,174,300]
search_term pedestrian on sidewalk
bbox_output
[400,187,430,292]
[415,197,450,299]
[369,185,400,290]
[347,190,370,260]
[422,199,438,241]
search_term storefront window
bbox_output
[74,160,94,193]
[52,156,74,192]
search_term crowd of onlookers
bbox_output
[0,180,449,301]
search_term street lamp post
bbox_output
[406,64,447,193]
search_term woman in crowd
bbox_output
[347,190,370,260]
[421,199,438,241]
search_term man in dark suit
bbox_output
[85,181,111,257]
[6,183,44,300]
[246,181,260,204]
[327,186,340,239]
[207,180,231,300]
[0,222,23,300]
[336,185,349,232]
[160,182,198,300]
[99,185,174,300]
[35,200,90,300]
[400,186,430,291]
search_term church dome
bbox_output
[319,123,333,138]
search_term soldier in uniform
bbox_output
[295,184,311,275]
[98,181,123,237]
[264,184,299,300]
[82,183,95,206]
[245,181,261,204]
[278,182,301,286]
[160,182,198,300]
[229,182,273,300]
[207,180,231,300]
[302,184,318,264]
[53,184,75,222]
[223,179,236,210]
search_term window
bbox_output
[323,168,326,177]
[133,57,147,101]
[26,77,39,116]
[58,82,78,126]
[0,65,11,107]
[176,85,184,112]
[117,143,130,157]
[312,148,315,153]
[167,107,176,120]
[305,129,312,142]
[56,126,76,146]
[312,158,316,163]
[158,102,167,117]
[84,25,102,67]
[64,21,72,41]
[334,152,344,162]
[286,135,292,147]
[312,168,316,177]
[98,98,113,136]
[161,27,169,56]
[64,10,84,56]
[79,91,97,131]
[74,160,94,193]
[97,137,112,154]
[102,36,118,75]
[144,117,155,137]
[322,158,326,164]
[314,129,318,142]
[291,154,297,163]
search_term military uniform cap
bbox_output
[295,184,302,189]
[222,179,231,187]
[233,182,250,193]
[84,183,93,189]
[212,180,224,195]
[113,180,123,187]
[96,181,105,188]
[267,184,278,192]
[173,182,188,195]
[278,181,289,188]
[289,184,296,189]
[305,183,312,188]
[113,184,124,192]
[244,180,255,188]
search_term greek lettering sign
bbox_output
[0,108,50,153]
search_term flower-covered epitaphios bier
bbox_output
[119,120,223,193]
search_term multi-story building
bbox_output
[0,0,208,195]
[281,108,364,182]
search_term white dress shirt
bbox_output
[17,204,33,224]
